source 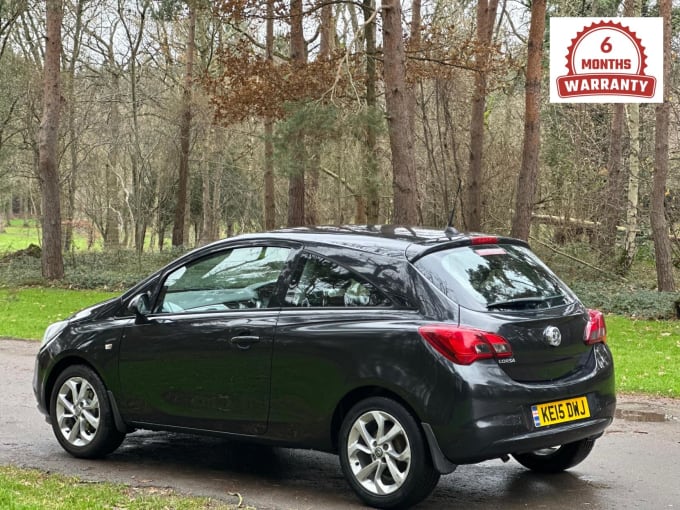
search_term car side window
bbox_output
[285,254,391,308]
[156,246,290,313]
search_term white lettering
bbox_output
[561,77,652,94]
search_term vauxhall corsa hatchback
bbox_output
[34,226,615,509]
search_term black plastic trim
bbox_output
[421,423,458,474]
[107,391,130,433]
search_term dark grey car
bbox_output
[34,226,615,509]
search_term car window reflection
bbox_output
[285,255,391,308]
[156,246,290,313]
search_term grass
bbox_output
[0,219,41,252]
[0,288,118,339]
[607,315,680,397]
[0,217,172,257]
[0,465,246,509]
[0,219,96,252]
[0,220,183,291]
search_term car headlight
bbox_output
[41,320,68,348]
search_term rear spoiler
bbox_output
[405,235,530,263]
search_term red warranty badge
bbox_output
[556,21,656,99]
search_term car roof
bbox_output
[229,225,470,260]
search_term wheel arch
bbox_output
[44,356,102,416]
[330,386,422,452]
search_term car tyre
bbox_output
[512,438,596,473]
[49,365,125,459]
[339,397,440,509]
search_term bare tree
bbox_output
[63,0,87,251]
[172,3,196,247]
[382,0,417,224]
[623,0,641,267]
[287,0,306,227]
[598,104,625,259]
[0,0,25,59]
[361,0,379,224]
[651,0,674,291]
[39,0,64,279]
[263,0,275,230]
[464,0,498,231]
[511,0,545,241]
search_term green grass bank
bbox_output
[0,465,246,510]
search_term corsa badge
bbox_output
[543,326,562,347]
[550,17,663,103]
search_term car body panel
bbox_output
[118,309,278,435]
[426,342,615,463]
[33,314,128,416]
[268,309,429,449]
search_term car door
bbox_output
[118,243,294,435]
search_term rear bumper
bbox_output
[424,344,616,466]
[490,416,611,453]
[429,393,615,466]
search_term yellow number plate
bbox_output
[531,396,590,427]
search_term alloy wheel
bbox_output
[346,410,411,495]
[55,376,100,447]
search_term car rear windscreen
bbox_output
[414,244,574,311]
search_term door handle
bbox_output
[229,335,261,348]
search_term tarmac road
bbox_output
[1,338,679,509]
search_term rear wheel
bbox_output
[338,397,439,509]
[512,438,596,473]
[49,365,125,458]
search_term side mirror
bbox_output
[129,293,151,324]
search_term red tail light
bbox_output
[471,235,498,245]
[418,325,513,365]
[584,309,607,345]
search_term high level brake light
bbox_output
[584,309,607,345]
[418,325,513,365]
[470,236,499,245]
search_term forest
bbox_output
[0,0,679,295]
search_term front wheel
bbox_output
[49,365,125,458]
[338,397,439,509]
[512,438,596,473]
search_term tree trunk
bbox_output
[62,0,84,252]
[263,0,275,230]
[39,0,64,280]
[200,164,212,245]
[319,1,335,59]
[287,0,306,227]
[172,5,196,247]
[287,171,305,227]
[510,0,545,241]
[598,104,625,259]
[104,68,121,248]
[306,160,319,225]
[624,103,640,265]
[309,0,332,225]
[362,0,379,224]
[264,120,275,229]
[119,0,149,253]
[464,0,498,232]
[382,0,417,224]
[651,0,675,291]
[408,0,422,224]
[64,89,78,252]
[623,0,641,267]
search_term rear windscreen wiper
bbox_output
[487,295,564,310]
